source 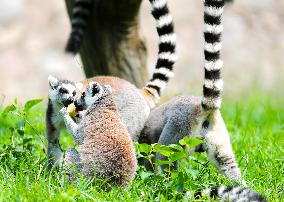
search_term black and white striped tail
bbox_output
[144,0,177,102]
[202,0,224,110]
[195,186,267,202]
[65,0,93,54]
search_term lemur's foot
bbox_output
[47,142,63,170]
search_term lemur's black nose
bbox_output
[74,100,84,111]
[63,97,74,107]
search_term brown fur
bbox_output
[61,88,137,185]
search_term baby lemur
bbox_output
[139,0,242,182]
[46,0,176,168]
[59,82,137,185]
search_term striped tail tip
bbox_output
[65,35,82,54]
[65,0,93,54]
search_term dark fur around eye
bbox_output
[59,88,68,94]
[92,85,100,96]
[72,91,76,96]
[202,120,209,129]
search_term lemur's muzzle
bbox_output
[74,99,84,112]
[63,97,74,107]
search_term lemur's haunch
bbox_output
[47,0,176,169]
[140,0,242,182]
[195,185,267,202]
[59,82,137,185]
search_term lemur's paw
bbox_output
[59,107,67,116]
[223,167,242,181]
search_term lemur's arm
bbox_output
[59,108,81,145]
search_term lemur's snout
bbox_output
[74,99,84,111]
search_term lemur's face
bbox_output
[74,82,111,111]
[48,75,77,107]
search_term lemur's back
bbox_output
[78,96,137,185]
[76,76,150,142]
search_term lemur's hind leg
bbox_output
[64,148,83,181]
[157,117,190,172]
[203,111,242,183]
[46,103,62,169]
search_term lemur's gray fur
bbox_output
[139,96,242,182]
[139,0,243,183]
[59,82,137,185]
[195,185,267,202]
[46,75,79,168]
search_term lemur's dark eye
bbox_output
[81,92,86,98]
[72,91,76,96]
[202,120,209,129]
[59,88,68,94]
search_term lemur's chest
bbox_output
[50,103,65,130]
[51,113,64,130]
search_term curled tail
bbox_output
[144,0,177,102]
[202,0,224,110]
[195,185,267,202]
[65,0,93,54]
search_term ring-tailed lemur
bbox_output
[139,0,243,183]
[59,82,137,185]
[46,75,80,168]
[47,0,176,168]
[194,185,267,202]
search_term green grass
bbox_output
[0,93,283,201]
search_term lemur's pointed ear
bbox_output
[48,75,59,89]
[91,82,102,97]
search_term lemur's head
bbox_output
[48,75,79,107]
[74,81,112,111]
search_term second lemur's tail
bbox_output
[65,0,93,54]
[202,0,224,110]
[194,185,267,202]
[144,0,177,102]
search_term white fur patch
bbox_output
[218,185,226,195]
[159,33,176,44]
[62,83,76,94]
[204,24,223,34]
[151,0,167,10]
[147,79,167,91]
[158,52,177,62]
[204,79,223,91]
[204,6,223,17]
[202,97,222,109]
[156,14,173,28]
[204,42,222,53]
[154,67,174,78]
[143,87,160,103]
[75,82,83,91]
[204,59,223,71]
